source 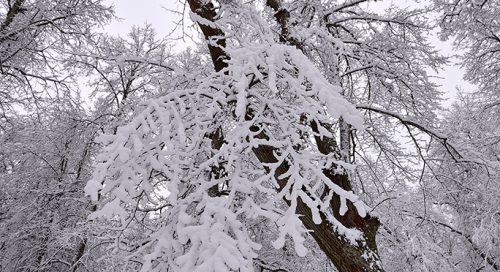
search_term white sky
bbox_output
[103,0,195,51]
[104,0,476,108]
[104,0,178,36]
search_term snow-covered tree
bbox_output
[389,1,500,270]
[0,96,98,271]
[435,0,500,103]
[2,0,498,271]
[86,1,452,271]
[0,0,112,121]
[0,10,181,271]
[364,1,500,270]
[430,93,500,271]
[0,1,112,270]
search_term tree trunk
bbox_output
[186,0,228,73]
[0,0,26,32]
[187,1,384,271]
[251,123,382,272]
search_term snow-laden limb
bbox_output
[140,197,260,272]
[86,39,370,270]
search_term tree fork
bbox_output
[187,1,383,271]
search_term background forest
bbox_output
[0,0,499,271]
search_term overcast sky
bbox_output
[104,0,476,108]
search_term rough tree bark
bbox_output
[187,1,383,271]
[186,0,228,73]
